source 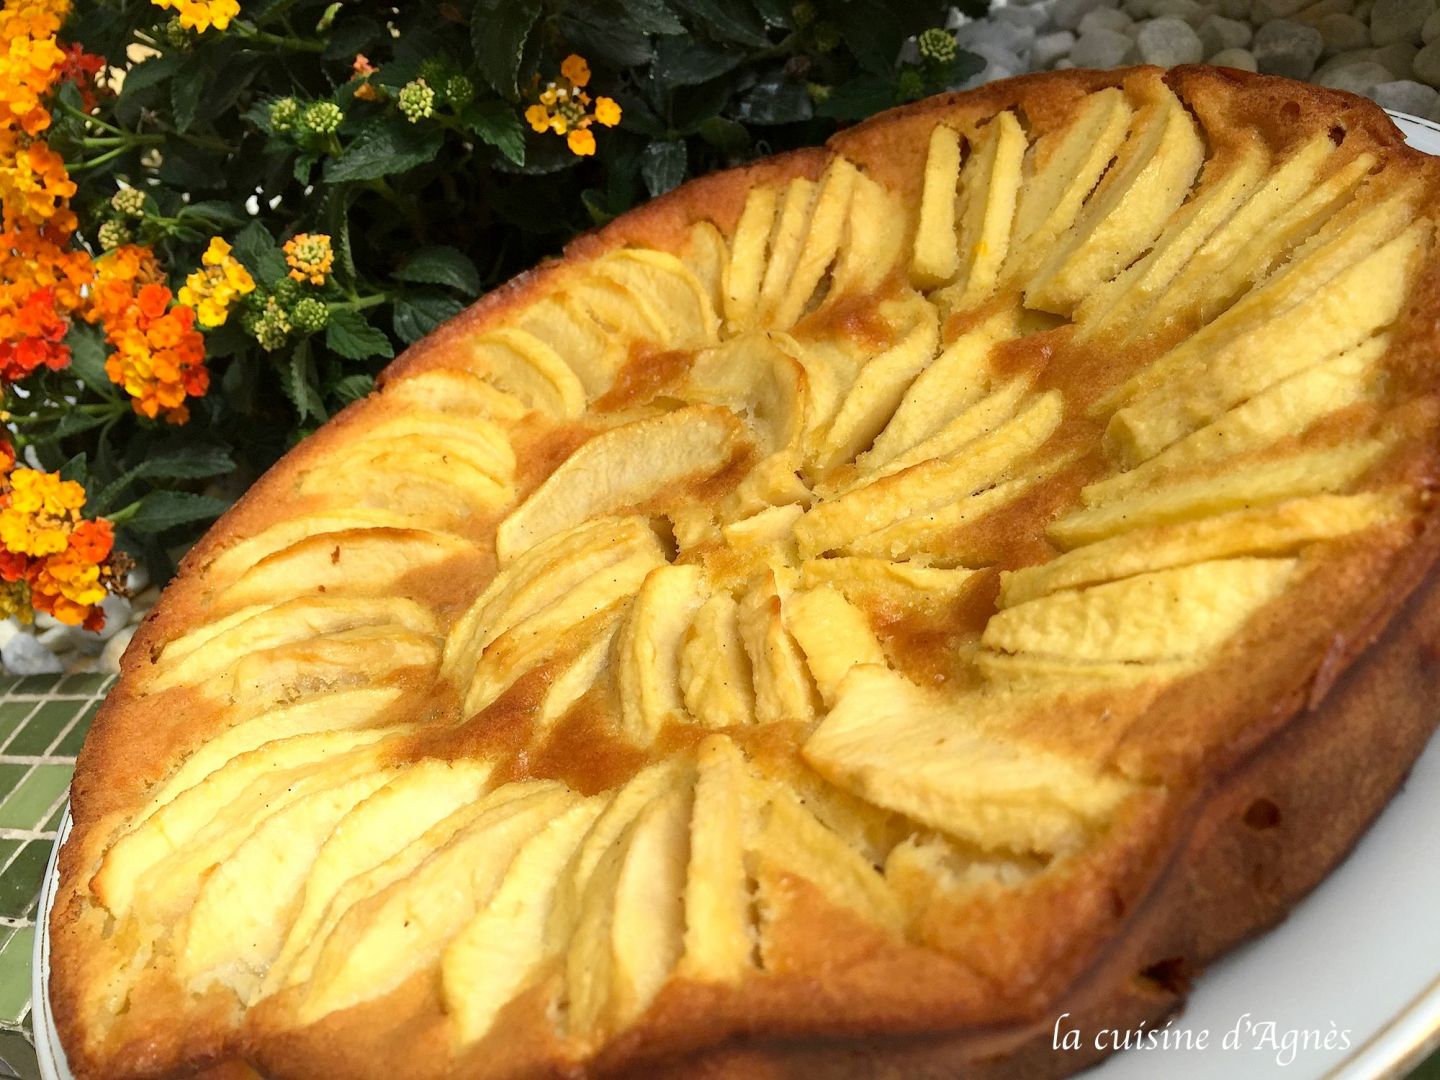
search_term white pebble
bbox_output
[0,619,20,652]
[1317,58,1398,91]
[1317,13,1372,52]
[967,41,1027,71]
[1294,0,1361,22]
[1369,0,1436,46]
[956,20,1036,54]
[1033,29,1078,66]
[1073,26,1138,65]
[1253,19,1326,78]
[1252,0,1313,21]
[1369,76,1440,111]
[1055,57,1079,67]
[1415,39,1440,83]
[98,625,136,675]
[1078,7,1135,34]
[1373,39,1420,75]
[1424,7,1440,40]
[1199,14,1252,53]
[1218,0,1253,17]
[995,5,1052,29]
[1137,16,1206,64]
[1148,0,1208,23]
[1210,46,1260,69]
[2,632,63,676]
[1051,0,1106,29]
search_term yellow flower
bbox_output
[594,97,622,127]
[150,0,239,33]
[560,54,591,88]
[566,128,596,156]
[524,104,550,134]
[177,235,255,329]
[283,232,334,286]
[0,469,87,558]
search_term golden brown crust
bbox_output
[49,65,1440,1079]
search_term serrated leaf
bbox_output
[815,75,897,120]
[233,221,288,284]
[138,445,235,481]
[695,115,751,155]
[58,453,87,486]
[559,13,654,68]
[464,101,526,166]
[282,342,327,422]
[393,294,464,345]
[324,119,443,183]
[123,491,229,535]
[734,72,812,125]
[624,0,686,34]
[322,15,384,61]
[670,0,769,45]
[331,373,376,404]
[655,37,744,86]
[394,247,481,295]
[171,57,208,133]
[472,0,543,99]
[640,139,687,196]
[117,53,179,98]
[325,308,395,360]
[177,200,248,228]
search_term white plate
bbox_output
[30,111,1440,1080]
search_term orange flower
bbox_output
[93,275,209,423]
[566,128,596,156]
[0,1,67,136]
[560,54,591,88]
[524,54,621,156]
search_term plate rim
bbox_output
[28,108,1440,1080]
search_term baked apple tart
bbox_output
[51,65,1440,1079]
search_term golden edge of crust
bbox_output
[49,65,1440,1080]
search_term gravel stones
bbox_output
[1316,58,1397,92]
[1210,46,1259,70]
[1317,13,1373,52]
[1074,26,1138,66]
[2,631,63,676]
[1198,14,1253,54]
[1136,16,1205,64]
[1369,76,1440,110]
[1370,0,1437,45]
[1252,19,1326,78]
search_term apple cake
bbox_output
[50,64,1440,1079]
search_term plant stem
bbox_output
[57,100,126,135]
[69,146,131,173]
[330,294,388,312]
[231,21,325,53]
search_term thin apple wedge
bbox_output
[617,564,710,746]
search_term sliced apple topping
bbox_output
[1025,80,1205,315]
[515,296,620,399]
[738,568,820,723]
[785,585,888,706]
[496,405,747,562]
[932,111,1027,312]
[911,123,965,289]
[722,184,780,332]
[383,367,529,421]
[984,557,1297,663]
[680,592,756,728]
[804,666,1134,855]
[831,166,908,299]
[616,564,710,745]
[680,220,729,317]
[590,247,720,347]
[460,327,588,418]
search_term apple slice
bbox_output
[1076,141,1268,336]
[765,156,859,329]
[93,726,397,917]
[1025,81,1204,315]
[496,405,747,561]
[811,299,940,473]
[1003,87,1133,282]
[318,411,516,482]
[679,736,756,983]
[803,666,1134,855]
[591,248,720,346]
[616,564,710,746]
[443,516,664,685]
[1092,336,1384,500]
[985,557,1297,663]
[260,758,497,997]
[176,769,398,999]
[221,624,440,709]
[151,596,436,692]
[680,220,729,317]
[862,375,1033,486]
[754,177,818,329]
[1054,441,1388,547]
[538,620,621,731]
[297,781,578,1023]
[214,527,477,613]
[1128,133,1346,336]
[796,391,1062,556]
[910,123,964,289]
[723,185,780,332]
[300,445,513,519]
[830,168,907,299]
[973,651,1194,687]
[685,333,809,455]
[383,368,528,421]
[443,799,604,1044]
[516,296,619,398]
[932,110,1027,311]
[680,593,756,729]
[200,510,444,588]
[738,569,820,724]
[860,304,1023,471]
[1001,492,1407,608]
[460,327,587,418]
[785,585,888,706]
[799,557,980,607]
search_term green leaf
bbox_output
[670,0,770,44]
[640,139,687,196]
[46,411,109,442]
[233,220,287,284]
[559,14,654,68]
[324,119,443,183]
[65,323,114,398]
[623,0,686,35]
[695,115,751,155]
[117,53,179,98]
[464,101,526,167]
[323,15,385,61]
[331,373,376,404]
[393,294,464,345]
[171,56,208,133]
[816,75,897,120]
[123,491,229,535]
[58,453,87,486]
[654,37,744,86]
[472,0,543,99]
[177,200,248,228]
[136,445,235,481]
[283,341,327,422]
[325,308,395,360]
[735,72,812,125]
[395,247,482,295]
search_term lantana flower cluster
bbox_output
[525,55,622,157]
[0,441,128,628]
